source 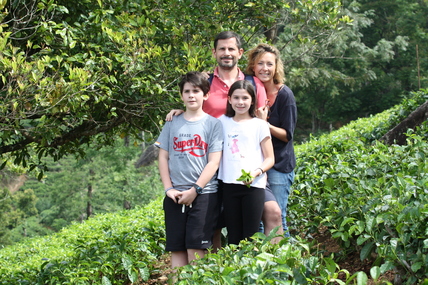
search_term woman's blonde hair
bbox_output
[246,43,285,85]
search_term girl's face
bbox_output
[228,88,253,116]
[253,52,276,83]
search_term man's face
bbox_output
[213,38,244,70]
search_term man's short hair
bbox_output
[214,31,243,49]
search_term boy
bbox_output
[155,71,223,268]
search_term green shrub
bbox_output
[292,90,428,284]
[0,197,165,284]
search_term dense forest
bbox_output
[0,0,427,283]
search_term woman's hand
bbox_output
[256,103,269,121]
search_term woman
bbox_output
[246,43,297,237]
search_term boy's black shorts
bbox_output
[163,192,219,252]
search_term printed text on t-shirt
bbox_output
[173,134,208,157]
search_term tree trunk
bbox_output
[86,184,93,219]
[380,100,428,145]
[123,200,131,210]
[86,169,95,219]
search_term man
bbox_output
[204,31,267,117]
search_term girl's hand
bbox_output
[166,109,184,121]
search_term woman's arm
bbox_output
[257,107,288,142]
[268,124,288,142]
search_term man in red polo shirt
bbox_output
[204,31,267,117]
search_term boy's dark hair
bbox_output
[225,80,257,118]
[214,31,243,50]
[178,71,210,95]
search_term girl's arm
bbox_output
[250,136,275,179]
[178,151,222,206]
[158,148,180,202]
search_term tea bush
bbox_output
[292,90,428,284]
[1,91,427,284]
[0,198,165,284]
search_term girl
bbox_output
[218,80,274,245]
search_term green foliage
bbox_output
[1,92,427,284]
[0,0,349,172]
[7,138,164,244]
[237,169,253,187]
[292,90,428,284]
[281,0,428,133]
[175,235,351,284]
[0,187,13,245]
[0,197,165,284]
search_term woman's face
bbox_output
[253,52,276,83]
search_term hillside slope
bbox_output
[1,91,427,284]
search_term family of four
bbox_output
[154,31,297,269]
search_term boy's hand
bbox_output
[166,189,181,203]
[176,188,197,206]
[165,109,184,121]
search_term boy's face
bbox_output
[181,82,208,111]
[213,37,243,70]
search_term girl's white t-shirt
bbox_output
[218,115,271,188]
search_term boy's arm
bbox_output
[158,148,180,202]
[177,151,222,206]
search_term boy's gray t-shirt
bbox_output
[155,113,223,193]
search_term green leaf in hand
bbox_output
[237,169,253,188]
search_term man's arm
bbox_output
[165,109,184,121]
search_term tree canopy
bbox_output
[1,0,427,174]
[0,0,352,174]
